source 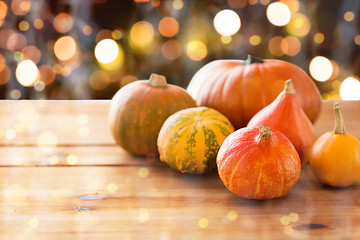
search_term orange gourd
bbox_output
[309,102,360,187]
[187,55,322,129]
[217,125,301,200]
[109,74,196,156]
[247,80,315,165]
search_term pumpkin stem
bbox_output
[259,126,272,140]
[244,55,264,65]
[148,74,167,88]
[284,79,295,95]
[333,102,346,134]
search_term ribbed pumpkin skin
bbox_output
[247,88,315,165]
[109,80,196,156]
[158,107,234,174]
[187,59,322,129]
[217,126,301,200]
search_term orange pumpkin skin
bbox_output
[109,74,196,156]
[247,81,315,165]
[309,132,360,187]
[187,56,322,129]
[217,126,301,200]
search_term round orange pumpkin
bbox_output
[217,125,301,200]
[309,102,360,187]
[187,55,322,129]
[109,74,196,156]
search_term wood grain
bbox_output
[0,100,359,239]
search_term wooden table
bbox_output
[0,100,359,239]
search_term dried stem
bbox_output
[259,126,272,140]
[333,102,345,134]
[148,74,167,88]
[284,79,295,95]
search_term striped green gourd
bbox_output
[157,107,234,174]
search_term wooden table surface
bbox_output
[0,100,359,240]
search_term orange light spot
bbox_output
[161,39,182,60]
[33,19,44,30]
[22,46,41,63]
[0,1,8,20]
[53,13,73,33]
[82,25,93,36]
[268,36,284,56]
[158,17,179,37]
[39,65,55,85]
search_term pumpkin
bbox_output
[157,107,234,174]
[217,125,301,200]
[247,80,315,165]
[187,55,322,129]
[309,102,360,187]
[109,74,196,156]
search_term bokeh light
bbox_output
[39,65,56,85]
[82,25,93,36]
[213,9,241,36]
[33,19,44,30]
[158,17,179,37]
[354,35,360,45]
[15,60,39,87]
[344,11,354,22]
[186,40,207,61]
[314,32,325,44]
[111,29,122,40]
[18,20,30,31]
[173,0,184,10]
[268,36,284,56]
[11,0,31,16]
[90,70,110,90]
[0,1,7,21]
[280,0,299,14]
[281,36,301,56]
[22,45,41,63]
[266,2,291,27]
[309,56,333,82]
[94,39,119,64]
[221,35,232,44]
[161,39,182,60]
[249,35,261,46]
[340,77,360,100]
[7,33,27,52]
[130,21,154,48]
[286,13,311,37]
[37,131,58,151]
[54,36,77,61]
[53,13,73,33]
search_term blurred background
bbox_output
[0,0,359,100]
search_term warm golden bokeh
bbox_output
[22,45,41,63]
[161,39,182,60]
[158,17,179,38]
[53,13,73,33]
[11,0,31,16]
[54,36,77,61]
[186,39,207,61]
[130,21,155,48]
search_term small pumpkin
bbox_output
[157,107,234,174]
[217,125,301,200]
[247,80,315,165]
[187,55,322,129]
[109,74,196,156]
[309,102,360,187]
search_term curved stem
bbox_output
[244,55,264,65]
[284,79,295,95]
[148,74,167,88]
[333,102,345,134]
[259,126,272,140]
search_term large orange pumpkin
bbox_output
[187,55,322,129]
